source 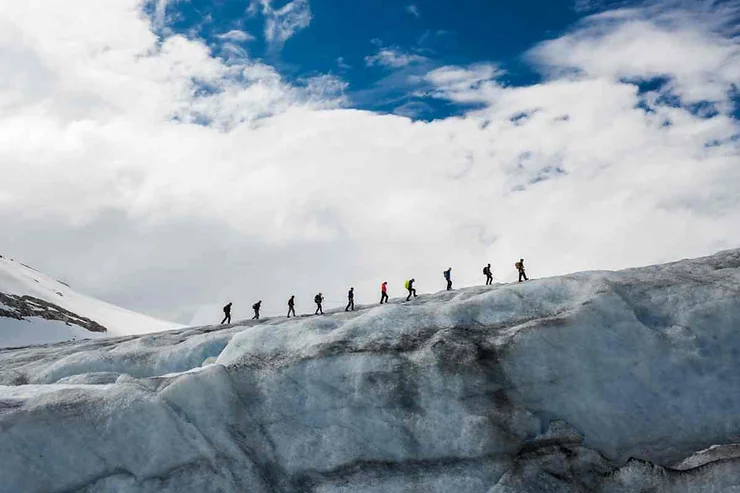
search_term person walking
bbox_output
[252,300,261,320]
[380,282,389,304]
[314,292,324,315]
[515,258,528,282]
[443,268,453,291]
[345,287,355,311]
[405,278,417,301]
[287,295,296,318]
[483,263,493,285]
[221,302,232,324]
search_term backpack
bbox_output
[404,280,410,290]
[252,303,259,310]
[515,262,522,270]
[483,267,489,275]
[314,294,321,304]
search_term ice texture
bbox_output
[0,249,739,492]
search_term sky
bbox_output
[0,0,739,325]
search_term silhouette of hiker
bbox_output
[314,293,324,315]
[516,258,528,282]
[251,301,261,320]
[484,263,493,285]
[443,268,452,291]
[380,282,389,304]
[405,279,417,301]
[287,295,296,318]
[345,287,355,311]
[221,302,232,324]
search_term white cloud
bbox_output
[425,63,504,102]
[529,3,740,107]
[406,5,420,18]
[253,0,312,50]
[0,0,738,325]
[365,47,427,68]
[216,29,255,42]
[337,57,351,70]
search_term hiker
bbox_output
[287,295,296,318]
[515,258,528,282]
[314,292,324,315]
[484,263,493,285]
[252,300,261,320]
[405,278,417,301]
[443,267,452,291]
[345,287,355,311]
[221,302,232,324]
[380,282,389,304]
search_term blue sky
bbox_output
[153,0,643,119]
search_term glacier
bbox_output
[0,249,739,492]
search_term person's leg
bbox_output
[524,272,528,281]
[447,280,452,290]
[345,302,350,311]
[351,300,355,310]
[227,315,231,324]
[406,290,411,301]
[221,316,227,324]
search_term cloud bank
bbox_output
[0,0,738,325]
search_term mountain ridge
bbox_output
[0,255,182,348]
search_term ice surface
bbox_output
[0,249,739,492]
[0,256,182,348]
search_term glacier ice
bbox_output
[0,250,739,492]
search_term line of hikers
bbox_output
[220,259,529,323]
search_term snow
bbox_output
[0,256,182,348]
[0,249,739,492]
[0,317,102,348]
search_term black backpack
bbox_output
[252,302,259,310]
[314,294,321,303]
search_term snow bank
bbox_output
[0,249,739,492]
[0,256,182,347]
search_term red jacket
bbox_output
[381,283,387,293]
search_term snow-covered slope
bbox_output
[0,255,182,348]
[0,250,739,492]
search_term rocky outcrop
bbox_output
[0,292,108,334]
